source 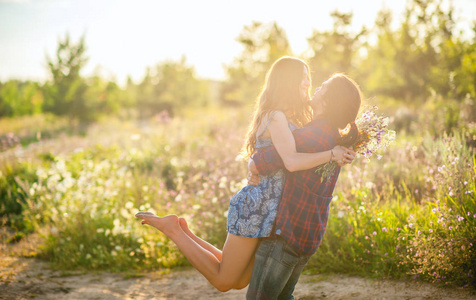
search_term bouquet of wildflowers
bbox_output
[315,105,396,183]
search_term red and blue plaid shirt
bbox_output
[251,118,340,256]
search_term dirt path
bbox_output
[0,256,475,300]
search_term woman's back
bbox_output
[227,111,297,238]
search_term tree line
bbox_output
[0,0,474,124]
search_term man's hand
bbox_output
[248,159,261,186]
[341,146,356,166]
[332,146,356,166]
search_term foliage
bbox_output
[0,114,82,152]
[221,22,291,105]
[1,105,474,288]
[359,0,475,104]
[15,108,248,270]
[306,11,366,85]
[44,34,89,121]
[0,80,44,117]
[136,57,211,117]
[85,75,124,117]
[307,130,475,287]
[0,161,38,232]
[1,0,476,288]
[1,0,475,124]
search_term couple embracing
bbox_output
[136,56,362,299]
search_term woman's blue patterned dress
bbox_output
[227,114,297,238]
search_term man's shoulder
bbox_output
[290,118,338,150]
[301,118,337,138]
[305,118,331,129]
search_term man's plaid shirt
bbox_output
[252,118,340,256]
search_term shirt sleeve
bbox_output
[251,146,284,175]
[251,124,334,175]
[294,123,334,153]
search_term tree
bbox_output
[359,9,403,99]
[453,39,476,100]
[221,22,292,105]
[85,75,123,117]
[363,0,469,103]
[0,80,44,117]
[136,57,210,117]
[44,33,89,121]
[306,11,366,86]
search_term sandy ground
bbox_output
[0,256,475,300]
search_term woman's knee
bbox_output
[214,278,236,292]
[233,268,252,290]
[215,283,233,292]
[233,280,249,290]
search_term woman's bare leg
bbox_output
[178,217,222,261]
[136,212,259,292]
[179,217,255,289]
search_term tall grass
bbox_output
[1,106,474,287]
[309,131,475,287]
[16,108,249,271]
[0,114,77,151]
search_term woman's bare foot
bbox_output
[135,212,181,236]
[178,217,192,236]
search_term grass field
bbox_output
[0,106,475,289]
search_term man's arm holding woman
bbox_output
[250,118,354,178]
[262,111,353,172]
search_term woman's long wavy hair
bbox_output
[319,73,362,147]
[240,57,313,159]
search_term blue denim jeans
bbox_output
[246,237,310,300]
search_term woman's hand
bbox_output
[248,159,261,185]
[332,146,355,166]
[247,172,261,186]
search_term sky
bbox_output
[1,0,475,85]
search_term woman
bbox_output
[135,57,356,292]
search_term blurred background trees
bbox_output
[0,80,44,117]
[307,11,366,87]
[0,0,474,132]
[220,21,291,105]
[44,34,89,122]
[136,57,210,118]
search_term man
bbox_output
[246,74,361,299]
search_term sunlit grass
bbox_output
[309,130,475,287]
[0,114,78,151]
[0,106,474,287]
